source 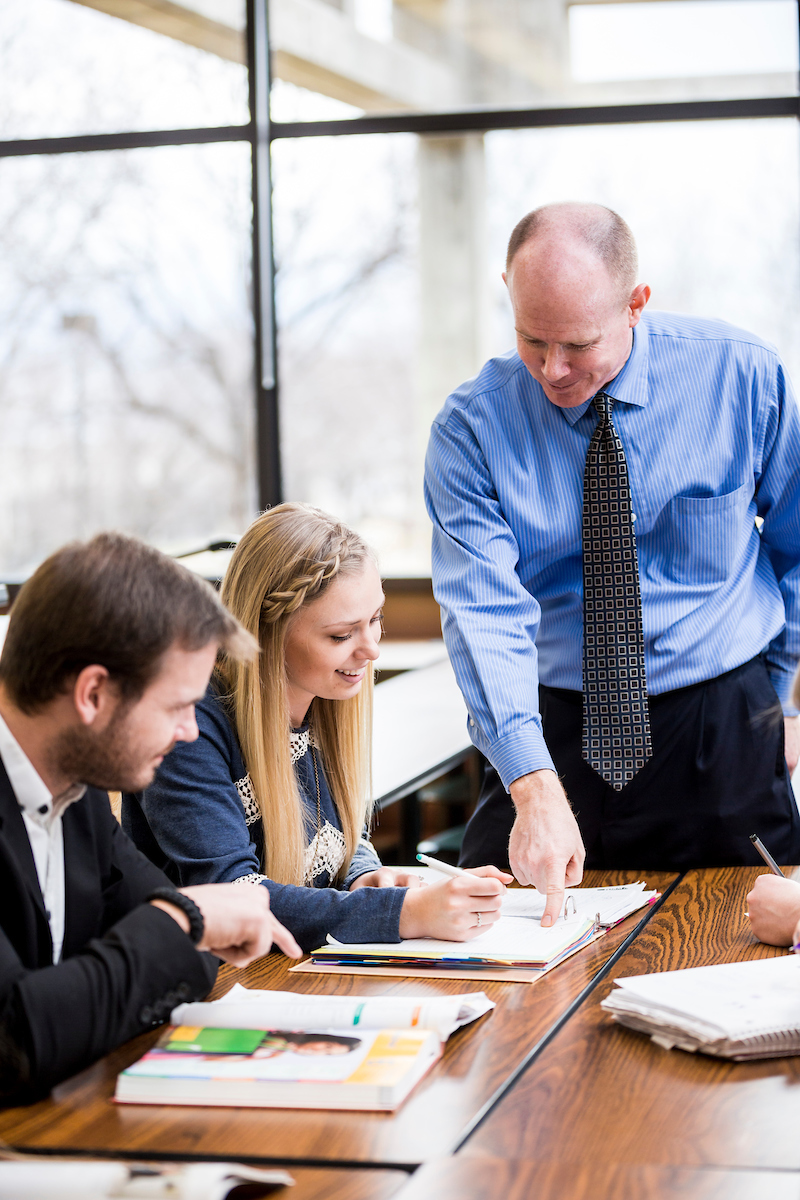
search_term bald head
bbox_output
[503,203,650,409]
[506,203,638,299]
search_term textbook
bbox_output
[115,1023,441,1110]
[309,882,659,974]
[602,953,800,1060]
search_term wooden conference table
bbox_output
[2,866,799,1200]
[460,865,800,1173]
[0,870,674,1177]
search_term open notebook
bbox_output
[602,953,800,1059]
[308,881,659,974]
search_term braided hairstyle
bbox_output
[259,540,350,624]
[217,503,375,885]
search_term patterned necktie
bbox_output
[582,390,652,790]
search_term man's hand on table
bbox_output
[151,883,302,966]
[508,770,586,927]
[785,716,800,775]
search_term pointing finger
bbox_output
[541,868,567,928]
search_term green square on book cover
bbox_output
[163,1027,267,1055]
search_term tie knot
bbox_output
[592,391,615,421]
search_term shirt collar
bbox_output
[556,318,650,427]
[0,710,85,821]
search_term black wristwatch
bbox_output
[147,887,205,945]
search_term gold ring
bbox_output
[476,911,482,927]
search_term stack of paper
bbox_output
[171,984,495,1042]
[311,882,659,973]
[602,954,800,1059]
[0,1159,293,1199]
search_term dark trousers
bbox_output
[459,656,800,871]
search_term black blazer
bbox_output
[0,762,217,1102]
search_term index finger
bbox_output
[269,918,303,959]
[540,864,567,928]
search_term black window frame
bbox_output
[0,0,798,514]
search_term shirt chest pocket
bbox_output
[657,481,753,585]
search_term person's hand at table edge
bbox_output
[151,882,302,966]
[508,769,585,927]
[746,873,800,946]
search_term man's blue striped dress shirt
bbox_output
[424,311,800,790]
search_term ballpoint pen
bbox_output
[749,833,785,877]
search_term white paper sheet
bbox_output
[172,984,495,1042]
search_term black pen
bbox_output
[749,833,785,877]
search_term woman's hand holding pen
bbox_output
[398,866,513,941]
[746,873,800,946]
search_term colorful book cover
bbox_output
[116,1025,441,1110]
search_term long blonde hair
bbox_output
[217,503,375,885]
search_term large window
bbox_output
[2,0,248,138]
[0,0,255,577]
[1,0,799,579]
[272,130,421,569]
[270,1,800,574]
[0,144,254,574]
[269,0,799,119]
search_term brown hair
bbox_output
[506,202,638,295]
[217,503,375,886]
[0,532,255,714]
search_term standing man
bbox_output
[0,532,300,1103]
[425,202,800,925]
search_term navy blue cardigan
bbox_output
[122,685,405,951]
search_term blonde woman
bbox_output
[123,504,510,951]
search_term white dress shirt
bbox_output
[0,711,84,963]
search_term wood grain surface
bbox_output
[0,870,674,1168]
[463,867,800,1171]
[286,1166,409,1200]
[392,1155,800,1200]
